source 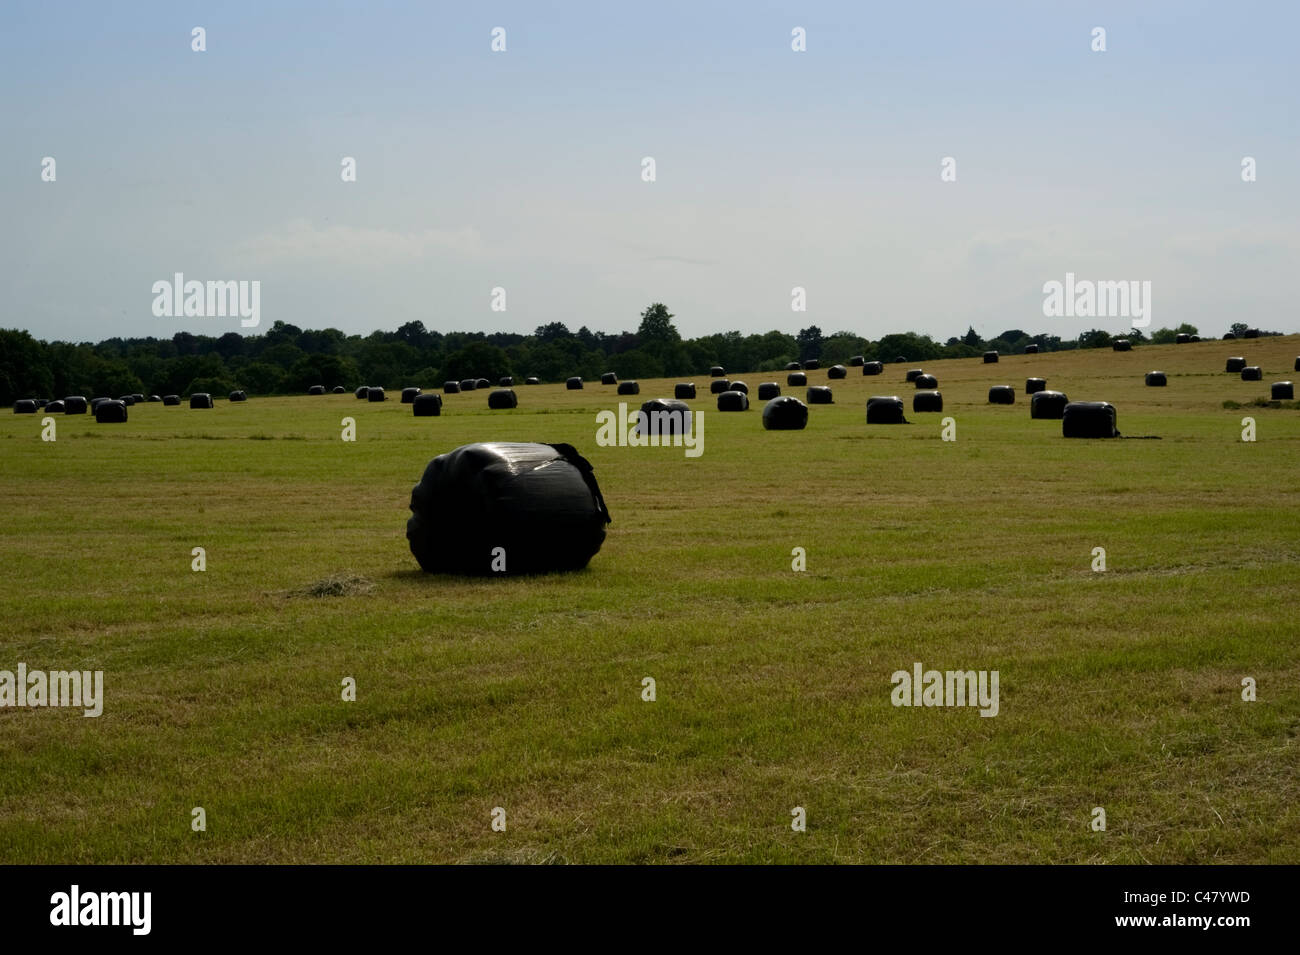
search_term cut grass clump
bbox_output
[290,573,376,598]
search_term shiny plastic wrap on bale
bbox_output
[407,442,611,575]
[1062,401,1119,438]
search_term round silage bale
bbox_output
[785,362,801,371]
[162,395,180,406]
[762,396,808,430]
[190,393,214,409]
[368,387,387,402]
[912,391,943,413]
[806,386,833,404]
[1176,333,1191,344]
[1030,390,1069,419]
[525,376,540,385]
[637,399,692,438]
[710,379,731,394]
[332,385,346,393]
[355,386,369,398]
[1240,366,1262,381]
[1024,344,1039,354]
[14,399,37,414]
[905,369,924,383]
[488,388,518,409]
[1025,378,1047,394]
[728,381,748,395]
[308,385,326,395]
[848,356,865,366]
[45,400,66,413]
[460,379,478,391]
[96,399,128,423]
[601,372,618,385]
[914,374,937,389]
[717,390,749,411]
[444,381,461,394]
[63,396,88,415]
[674,382,696,399]
[757,382,780,400]
[710,366,725,377]
[988,386,1015,404]
[118,394,136,406]
[983,351,999,363]
[866,396,907,424]
[787,372,807,386]
[413,393,443,416]
[1112,339,1131,352]
[500,376,514,387]
[803,359,820,370]
[862,361,883,376]
[617,381,640,395]
[566,377,583,390]
[1225,357,1246,373]
[827,365,847,379]
[1271,381,1294,400]
[401,387,420,403]
[1062,401,1119,438]
[1145,372,1167,386]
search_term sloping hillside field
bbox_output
[2,336,1298,863]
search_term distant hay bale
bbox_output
[1030,390,1069,419]
[1063,401,1119,438]
[500,376,514,387]
[1176,333,1191,344]
[1241,366,1262,381]
[862,361,883,375]
[1271,381,1294,400]
[190,393,213,409]
[806,385,833,404]
[988,385,1015,404]
[147,394,161,402]
[1190,336,1201,342]
[475,378,490,389]
[983,351,999,363]
[1145,371,1167,386]
[413,393,443,416]
[488,388,518,409]
[118,394,136,406]
[803,359,820,370]
[308,385,326,395]
[406,442,610,575]
[601,372,618,385]
[637,399,692,438]
[1294,357,1300,372]
[368,387,386,401]
[757,382,780,400]
[1112,339,1132,351]
[617,381,640,395]
[229,390,247,401]
[728,380,749,394]
[866,395,907,423]
[710,366,725,377]
[1024,344,1039,354]
[785,361,801,370]
[787,372,807,386]
[1244,328,1260,338]
[893,355,907,363]
[717,390,749,411]
[444,380,460,394]
[63,396,87,415]
[566,377,583,390]
[45,400,65,413]
[914,374,937,389]
[1225,357,1246,373]
[762,396,808,430]
[525,376,540,385]
[710,379,731,394]
[132,393,144,403]
[827,364,847,379]
[1025,377,1047,394]
[13,399,37,414]
[96,399,128,423]
[1223,332,1236,340]
[332,385,345,393]
[674,382,696,399]
[355,386,369,398]
[848,355,865,366]
[162,395,180,406]
[905,368,924,382]
[912,391,943,413]
[401,387,420,403]
[460,379,477,391]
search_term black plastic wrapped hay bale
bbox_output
[308,385,326,395]
[806,386,833,405]
[1030,390,1069,419]
[710,379,731,394]
[190,393,213,409]
[1241,366,1262,381]
[913,391,943,413]
[406,442,610,576]
[118,394,136,406]
[1176,333,1191,344]
[863,361,883,376]
[1223,332,1236,340]
[1225,357,1246,373]
[914,374,937,389]
[1062,401,1119,438]
[566,377,583,390]
[45,400,65,413]
[148,394,161,402]
[131,393,144,403]
[332,385,346,394]
[785,361,801,371]
[500,376,514,387]
[229,390,247,401]
[637,399,692,438]
[460,379,477,391]
[803,359,820,370]
[787,372,807,386]
[717,390,749,411]
[728,380,749,395]
[96,399,128,423]
[983,351,999,363]
[757,382,780,400]
[444,380,460,394]
[488,389,518,409]
[401,387,420,403]
[63,396,88,415]
[600,372,617,385]
[1272,381,1295,400]
[866,396,907,424]
[762,396,808,430]
[617,381,640,396]
[36,399,48,408]
[674,382,696,400]
[368,387,387,402]
[525,377,540,385]
[162,395,180,406]
[1145,371,1167,387]
[413,393,443,416]
[1294,357,1300,372]
[1244,328,1260,338]
[710,366,725,377]
[849,355,865,366]
[475,378,490,389]
[893,355,907,364]
[1024,344,1039,354]
[355,386,369,399]
[1112,339,1131,351]
[905,368,924,383]
[827,364,847,379]
[90,396,110,410]
[1191,336,1200,342]
[14,399,37,414]
[988,386,1015,404]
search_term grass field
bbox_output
[2,336,1298,864]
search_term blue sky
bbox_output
[2,0,1296,343]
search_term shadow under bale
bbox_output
[162,395,180,406]
[717,390,749,411]
[710,379,731,394]
[566,377,583,390]
[601,372,618,385]
[862,361,883,375]
[406,442,611,575]
[1225,357,1246,373]
[96,399,128,423]
[913,391,943,412]
[807,385,833,404]
[1272,381,1295,400]
[1063,401,1119,438]
[13,400,37,414]
[637,399,692,438]
[190,393,213,409]
[488,388,518,409]
[1030,390,1069,419]
[674,382,697,399]
[1112,339,1131,351]
[914,374,937,389]
[444,381,460,394]
[63,396,88,414]
[401,387,421,403]
[762,396,808,430]
[984,351,999,363]
[413,393,443,416]
[1025,378,1046,394]
[757,382,780,400]
[827,364,847,379]
[866,396,907,423]
[787,372,807,386]
[617,381,640,395]
[988,386,1015,404]
[1241,366,1262,381]
[368,387,387,401]
[1145,372,1167,386]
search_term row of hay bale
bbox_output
[13,393,231,416]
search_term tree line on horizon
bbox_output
[0,304,1283,403]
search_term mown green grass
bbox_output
[1,337,1298,863]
